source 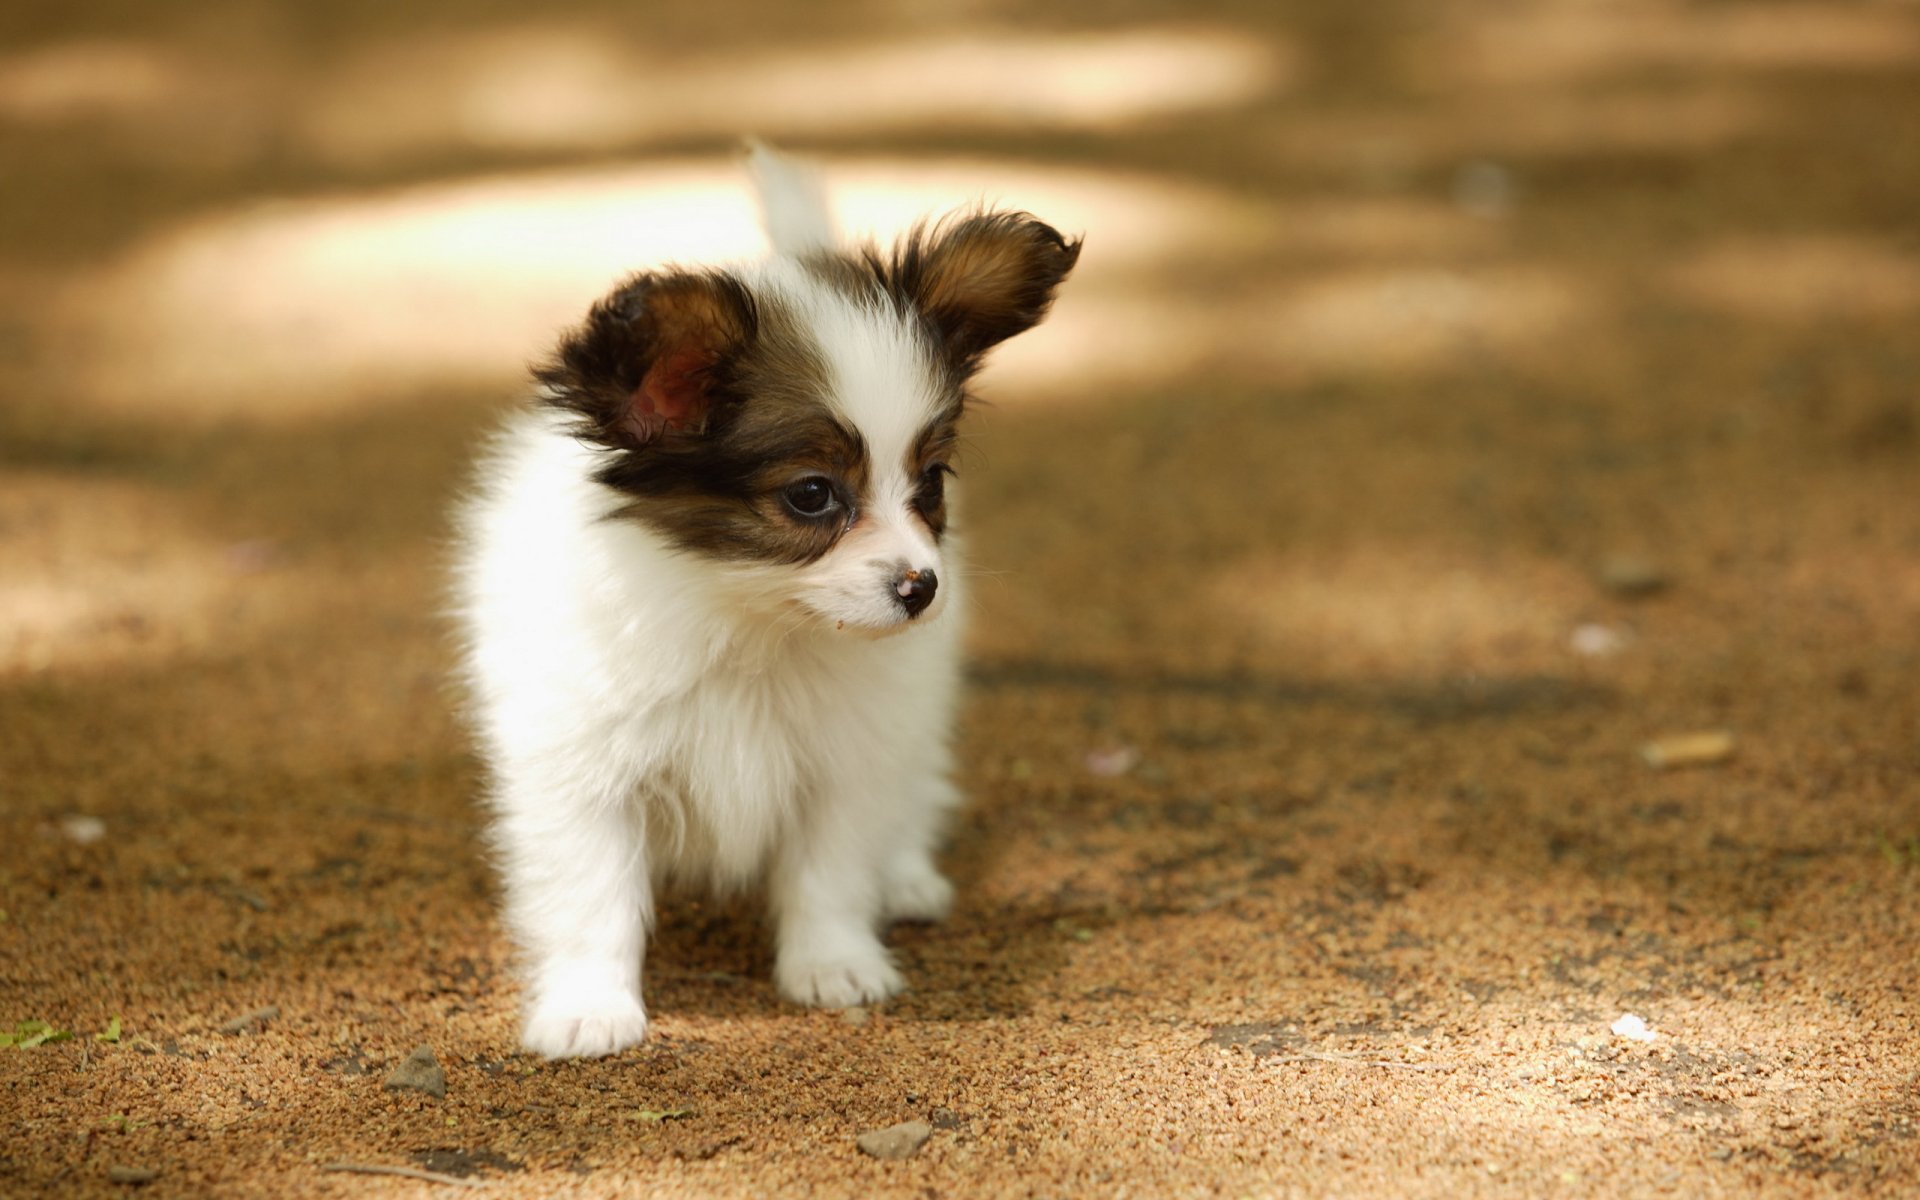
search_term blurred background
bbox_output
[3,0,1917,684]
[2,0,1918,1193]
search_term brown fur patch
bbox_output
[537,274,868,565]
[627,275,758,441]
[907,413,961,538]
[535,211,1075,564]
[536,271,756,451]
[802,213,1080,377]
[873,212,1082,372]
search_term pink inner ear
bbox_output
[626,347,717,441]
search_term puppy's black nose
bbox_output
[894,567,938,618]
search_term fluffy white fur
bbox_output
[455,167,968,1059]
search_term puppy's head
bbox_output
[538,211,1080,634]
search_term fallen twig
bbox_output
[220,1006,280,1035]
[321,1163,494,1188]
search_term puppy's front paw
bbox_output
[775,945,904,1009]
[522,989,649,1059]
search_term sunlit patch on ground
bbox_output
[0,474,239,674]
[1274,88,1767,178]
[54,155,1580,414]
[1254,198,1503,260]
[1420,0,1920,88]
[301,25,1292,162]
[1252,267,1583,376]
[1207,548,1588,676]
[991,266,1587,396]
[0,40,187,122]
[0,24,1288,163]
[0,38,269,168]
[50,158,1279,416]
[1666,236,1920,323]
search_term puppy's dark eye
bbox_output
[916,463,952,510]
[782,477,837,517]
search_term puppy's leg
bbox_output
[770,790,904,1009]
[493,783,651,1058]
[878,772,958,924]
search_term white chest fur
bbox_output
[454,412,964,1058]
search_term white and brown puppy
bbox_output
[454,149,1078,1059]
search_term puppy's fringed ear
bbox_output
[886,212,1081,371]
[537,271,756,450]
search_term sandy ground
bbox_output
[3,1,1918,1196]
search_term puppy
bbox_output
[454,147,1078,1059]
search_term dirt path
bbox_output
[3,2,1917,1196]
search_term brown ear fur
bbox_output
[881,212,1081,370]
[536,271,756,450]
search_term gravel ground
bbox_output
[3,1,1917,1196]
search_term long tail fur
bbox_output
[744,139,837,258]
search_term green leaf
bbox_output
[96,1016,122,1043]
[7,1019,74,1048]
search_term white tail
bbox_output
[744,139,837,258]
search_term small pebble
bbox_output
[1084,746,1139,777]
[220,1005,280,1035]
[1569,623,1628,658]
[59,815,106,845]
[856,1119,932,1161]
[383,1044,447,1098]
[1640,730,1736,770]
[839,1006,871,1028]
[224,539,283,573]
[1611,1013,1658,1043]
[108,1166,158,1185]
[1452,160,1515,219]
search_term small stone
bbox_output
[1084,745,1139,777]
[108,1166,158,1185]
[1452,160,1515,219]
[839,1006,870,1027]
[1597,555,1669,597]
[1569,623,1628,658]
[223,539,283,574]
[856,1119,932,1161]
[220,1005,280,1034]
[1610,1013,1658,1043]
[384,1044,446,1098]
[59,815,107,845]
